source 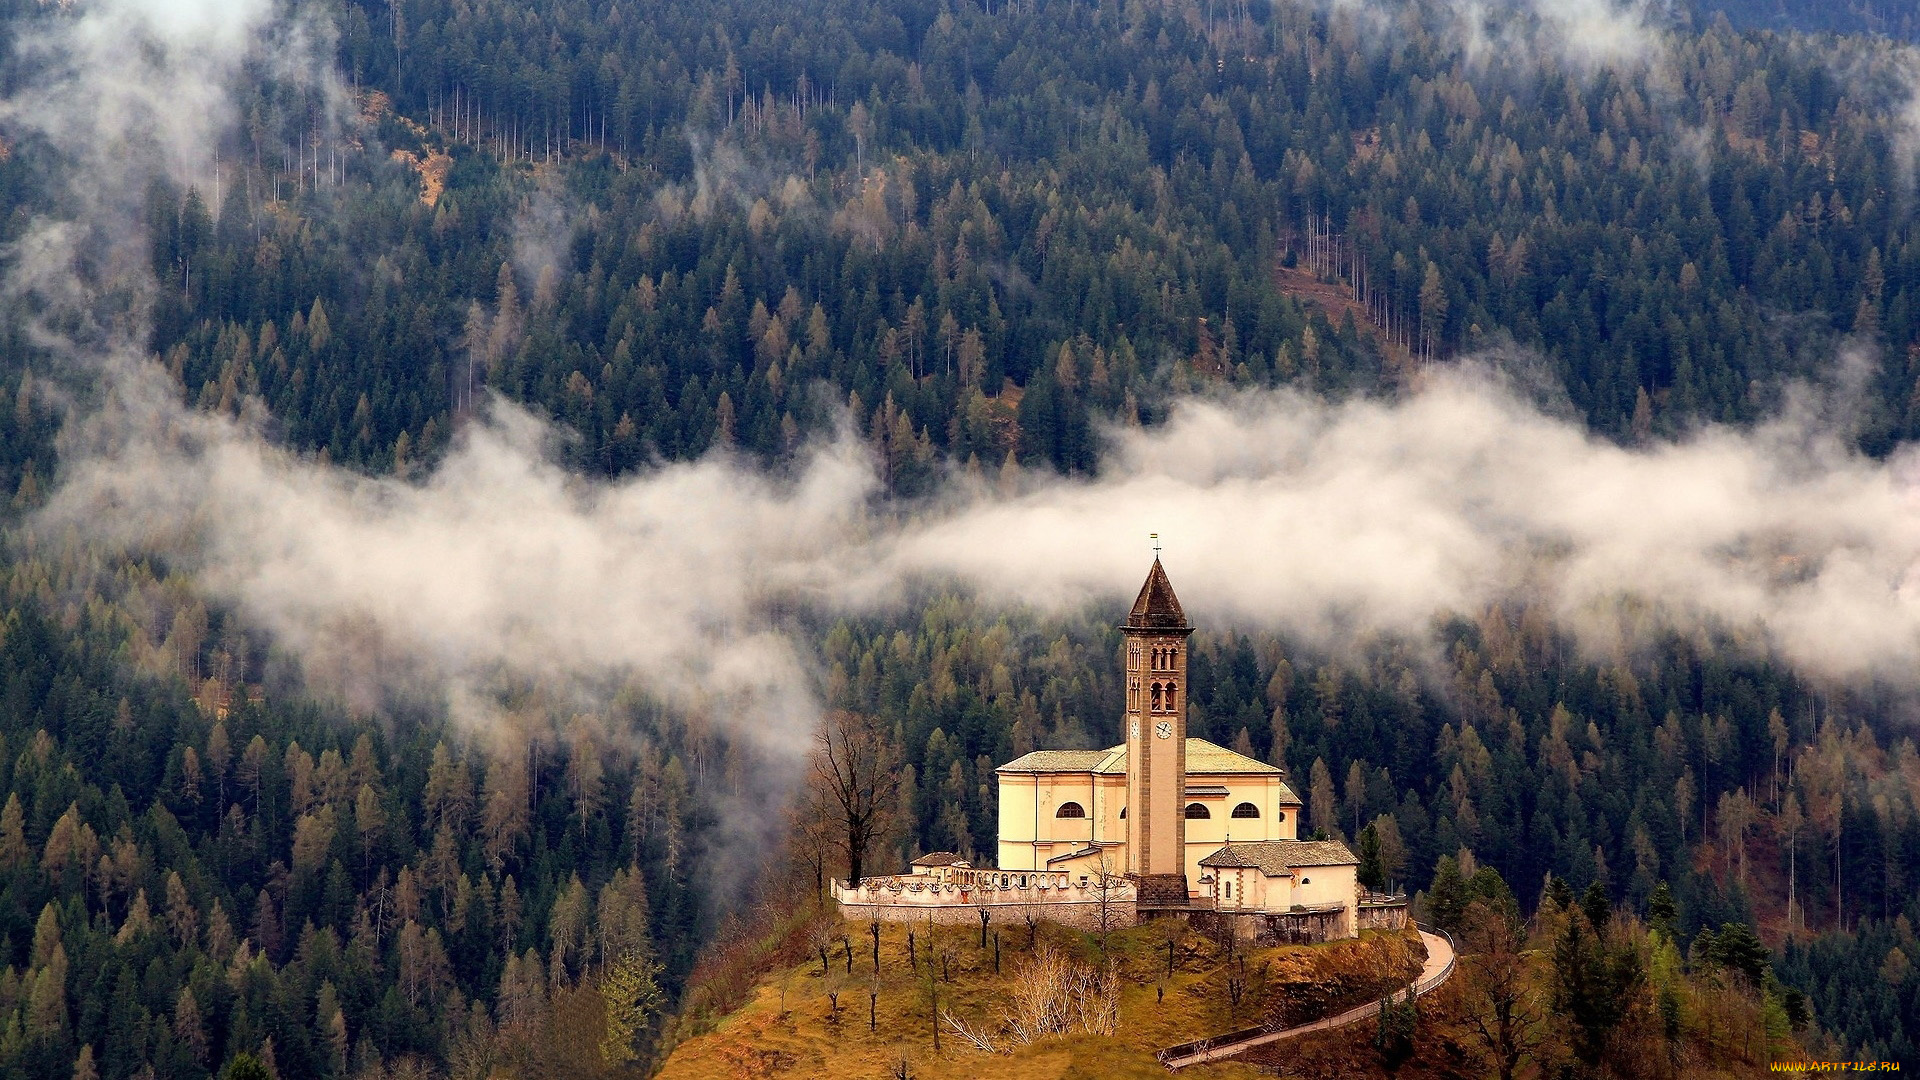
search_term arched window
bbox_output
[1231,802,1260,819]
[1151,683,1162,710]
[1275,811,1286,823]
[1165,683,1177,710]
[1118,806,1126,819]
[1185,803,1210,819]
[1055,802,1086,819]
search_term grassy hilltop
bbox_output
[657,912,1421,1080]
[656,896,1817,1080]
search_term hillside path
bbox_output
[1158,928,1456,1070]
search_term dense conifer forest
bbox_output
[0,0,1914,1077]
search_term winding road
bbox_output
[1157,927,1457,1070]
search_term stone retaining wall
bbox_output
[1191,904,1354,944]
[1357,899,1410,932]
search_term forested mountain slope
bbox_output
[89,0,1920,488]
[0,1,1913,1078]
[1692,0,1919,41]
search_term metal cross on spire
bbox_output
[1151,532,1161,559]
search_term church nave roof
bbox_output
[998,737,1298,796]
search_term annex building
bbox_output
[832,558,1406,942]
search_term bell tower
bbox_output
[1122,555,1193,906]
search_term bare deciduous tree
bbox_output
[1019,900,1042,950]
[927,912,961,983]
[811,923,834,977]
[787,770,837,898]
[1154,915,1186,981]
[1089,851,1128,951]
[813,710,902,887]
[1460,898,1543,1080]
[824,964,846,1031]
[1001,943,1120,1044]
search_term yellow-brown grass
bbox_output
[657,913,1425,1080]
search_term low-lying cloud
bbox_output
[42,362,870,755]
[36,351,1920,761]
[1450,0,1673,75]
[15,0,1920,771]
[1288,0,1677,78]
[881,359,1920,683]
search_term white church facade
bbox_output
[832,559,1403,941]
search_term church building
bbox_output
[833,558,1390,941]
[995,558,1361,919]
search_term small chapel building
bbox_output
[832,558,1404,942]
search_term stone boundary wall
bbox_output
[830,873,1137,931]
[832,873,1136,907]
[835,898,1129,931]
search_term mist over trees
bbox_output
[0,0,1914,1076]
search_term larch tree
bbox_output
[548,875,590,982]
[564,717,605,830]
[1774,787,1804,930]
[355,783,385,882]
[424,740,474,835]
[0,792,26,868]
[1309,757,1337,840]
[1345,759,1367,838]
[481,751,531,871]
[1373,813,1408,890]
[598,947,663,1067]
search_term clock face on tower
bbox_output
[1129,719,1140,739]
[1155,720,1173,739]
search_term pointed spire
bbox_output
[1126,558,1188,630]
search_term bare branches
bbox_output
[1000,943,1119,1045]
[942,1010,998,1052]
[1089,850,1127,949]
[1459,899,1543,1080]
[813,710,902,886]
